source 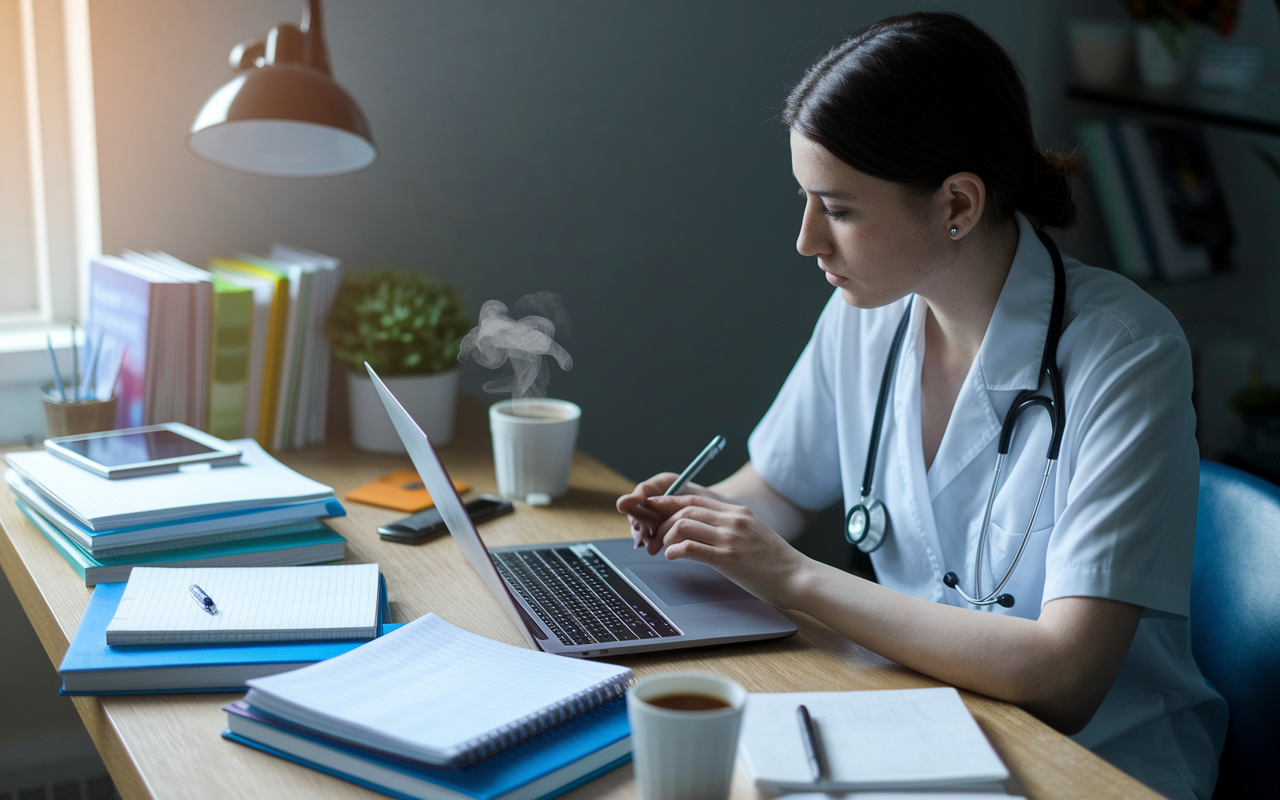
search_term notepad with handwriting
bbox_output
[243,612,634,768]
[739,688,1009,793]
[105,564,380,645]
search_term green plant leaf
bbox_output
[326,269,471,376]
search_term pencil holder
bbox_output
[41,391,118,438]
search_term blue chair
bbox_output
[1193,461,1280,799]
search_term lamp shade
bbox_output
[188,63,376,177]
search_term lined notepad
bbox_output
[740,688,1009,793]
[244,613,634,768]
[105,564,380,645]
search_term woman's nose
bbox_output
[796,201,831,258]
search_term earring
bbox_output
[949,226,959,236]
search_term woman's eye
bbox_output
[819,206,848,221]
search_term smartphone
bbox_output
[378,494,514,544]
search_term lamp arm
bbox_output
[300,0,333,76]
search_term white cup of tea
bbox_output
[626,671,747,800]
[488,398,581,502]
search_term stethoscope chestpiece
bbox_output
[845,496,889,553]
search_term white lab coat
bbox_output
[748,213,1227,800]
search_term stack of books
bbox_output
[4,439,347,586]
[85,245,340,449]
[1077,120,1234,283]
[223,613,634,800]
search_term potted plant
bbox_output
[1122,0,1241,90]
[327,270,470,452]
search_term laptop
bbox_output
[367,364,798,657]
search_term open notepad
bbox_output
[244,613,634,769]
[105,564,381,645]
[740,688,1009,793]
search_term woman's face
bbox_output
[790,131,955,309]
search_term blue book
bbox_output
[60,578,395,695]
[223,698,631,800]
[18,497,345,586]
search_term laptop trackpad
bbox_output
[627,560,755,606]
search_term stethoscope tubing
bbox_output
[850,229,1068,609]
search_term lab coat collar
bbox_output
[977,213,1056,392]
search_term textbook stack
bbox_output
[1077,120,1234,283]
[85,245,341,449]
[3,439,347,587]
[222,613,634,800]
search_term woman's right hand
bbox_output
[616,474,722,553]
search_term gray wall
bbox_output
[90,0,1072,488]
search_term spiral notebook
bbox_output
[243,613,633,768]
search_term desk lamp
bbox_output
[188,0,376,177]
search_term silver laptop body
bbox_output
[367,365,798,657]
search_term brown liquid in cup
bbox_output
[645,692,731,711]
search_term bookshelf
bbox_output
[1066,83,1280,138]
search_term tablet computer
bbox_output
[45,423,242,479]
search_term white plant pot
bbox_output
[347,368,460,453]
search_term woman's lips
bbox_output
[823,269,848,287]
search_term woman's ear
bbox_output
[943,172,986,239]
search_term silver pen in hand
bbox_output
[638,435,727,547]
[663,435,727,498]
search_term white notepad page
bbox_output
[740,688,1009,792]
[105,564,380,645]
[244,613,633,766]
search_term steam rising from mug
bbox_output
[458,292,573,399]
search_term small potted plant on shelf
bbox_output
[327,270,470,452]
[1123,0,1242,90]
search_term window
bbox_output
[0,0,99,330]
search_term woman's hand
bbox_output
[615,474,722,549]
[644,494,813,608]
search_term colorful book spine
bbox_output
[86,257,153,428]
[210,258,290,448]
[208,279,254,439]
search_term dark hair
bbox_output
[783,12,1080,229]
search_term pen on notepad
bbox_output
[189,584,217,615]
[637,435,727,546]
[797,704,824,783]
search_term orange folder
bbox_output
[345,469,470,513]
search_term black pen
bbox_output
[797,704,824,783]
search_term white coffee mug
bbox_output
[626,672,747,800]
[488,398,581,501]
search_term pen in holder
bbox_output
[42,326,119,438]
[42,389,118,439]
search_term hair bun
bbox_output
[1019,149,1084,230]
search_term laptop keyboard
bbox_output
[494,545,681,646]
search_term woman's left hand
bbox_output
[645,494,813,608]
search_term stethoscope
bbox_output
[844,229,1066,609]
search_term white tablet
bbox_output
[45,423,242,479]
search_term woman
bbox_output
[617,13,1226,800]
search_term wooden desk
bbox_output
[0,402,1157,799]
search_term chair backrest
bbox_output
[1193,461,1280,799]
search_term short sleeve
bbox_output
[1043,330,1198,618]
[747,293,845,512]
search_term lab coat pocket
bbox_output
[983,519,1053,612]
